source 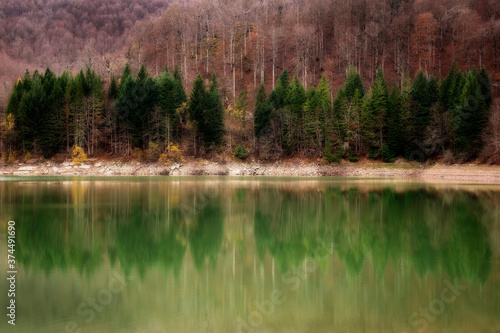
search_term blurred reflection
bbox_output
[0,179,498,332]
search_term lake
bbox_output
[0,177,499,332]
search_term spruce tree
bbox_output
[282,76,306,154]
[121,63,132,84]
[440,61,459,110]
[344,65,365,99]
[362,68,388,158]
[384,83,403,161]
[39,70,66,158]
[158,70,182,146]
[108,75,119,100]
[188,74,206,133]
[452,69,489,159]
[116,74,136,148]
[269,70,290,110]
[203,74,225,148]
[254,83,273,138]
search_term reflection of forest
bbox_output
[1,181,497,285]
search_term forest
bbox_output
[0,63,494,163]
[1,0,500,163]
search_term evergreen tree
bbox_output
[344,65,365,99]
[385,83,403,159]
[254,83,273,138]
[121,63,132,84]
[202,74,225,148]
[70,71,87,148]
[440,60,459,110]
[88,74,104,155]
[269,70,290,110]
[348,89,364,158]
[362,68,388,158]
[332,88,346,143]
[334,68,365,157]
[478,67,492,112]
[188,74,207,134]
[282,76,306,154]
[39,69,67,157]
[115,74,135,149]
[173,66,187,104]
[304,86,319,151]
[158,70,183,147]
[408,71,431,152]
[6,74,28,150]
[18,75,45,152]
[451,69,490,159]
[108,75,119,100]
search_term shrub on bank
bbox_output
[71,146,87,165]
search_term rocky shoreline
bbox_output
[1,159,500,183]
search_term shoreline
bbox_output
[1,159,500,183]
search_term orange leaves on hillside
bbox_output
[413,12,438,74]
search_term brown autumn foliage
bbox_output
[0,0,171,113]
[127,0,500,96]
[0,0,499,161]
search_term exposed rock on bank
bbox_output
[1,159,500,183]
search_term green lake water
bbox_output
[0,177,499,332]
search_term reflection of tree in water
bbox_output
[253,187,493,284]
[188,203,224,271]
[442,200,492,284]
[10,184,494,284]
[112,203,187,279]
[254,190,334,274]
[14,188,102,275]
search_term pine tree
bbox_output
[333,88,346,143]
[71,71,87,148]
[108,75,119,100]
[203,74,225,148]
[88,74,104,155]
[385,83,403,159]
[18,75,46,152]
[121,63,132,84]
[39,69,67,158]
[304,86,319,152]
[116,74,135,150]
[452,69,489,159]
[6,75,27,151]
[316,76,332,150]
[362,68,388,158]
[254,83,273,138]
[334,68,364,157]
[344,65,365,99]
[282,76,306,154]
[440,60,459,110]
[348,89,364,157]
[478,67,492,112]
[173,66,187,103]
[409,71,431,149]
[188,74,207,133]
[269,70,290,109]
[158,70,182,147]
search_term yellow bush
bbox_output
[146,141,160,161]
[71,146,87,165]
[158,143,184,165]
[23,152,32,162]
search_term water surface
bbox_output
[0,177,499,332]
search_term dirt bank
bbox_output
[1,158,500,183]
